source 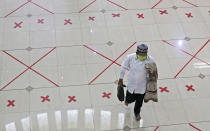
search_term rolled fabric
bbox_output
[144,62,158,103]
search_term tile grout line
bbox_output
[1,37,210,52]
[1,5,210,19]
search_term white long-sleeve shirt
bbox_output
[120,53,155,94]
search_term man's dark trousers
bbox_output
[125,90,145,116]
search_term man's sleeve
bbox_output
[119,55,130,79]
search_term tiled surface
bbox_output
[0,0,210,130]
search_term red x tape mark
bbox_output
[209,11,210,15]
[159,10,168,15]
[7,100,15,107]
[185,13,193,18]
[159,87,169,93]
[162,40,210,78]
[68,96,76,103]
[112,13,120,17]
[5,0,54,18]
[14,22,23,28]
[79,0,127,13]
[189,123,202,131]
[185,85,195,91]
[38,19,44,24]
[102,92,111,99]
[64,19,72,25]
[151,0,163,9]
[182,0,199,7]
[0,47,59,91]
[154,126,159,131]
[41,95,50,102]
[86,42,136,85]
[137,13,144,19]
[89,16,95,21]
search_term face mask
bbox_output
[137,55,147,61]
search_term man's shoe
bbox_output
[125,102,128,106]
[135,114,141,121]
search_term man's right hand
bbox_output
[118,79,123,87]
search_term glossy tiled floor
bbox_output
[0,0,210,131]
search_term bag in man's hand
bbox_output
[117,84,126,102]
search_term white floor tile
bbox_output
[29,15,54,31]
[86,63,117,84]
[108,26,136,43]
[152,8,180,24]
[153,100,188,125]
[0,90,29,113]
[30,30,55,47]
[5,0,30,17]
[53,0,79,13]
[80,12,106,28]
[60,85,92,108]
[158,79,182,101]
[182,22,210,38]
[133,24,161,41]
[58,65,88,85]
[172,0,198,8]
[126,0,151,9]
[84,44,114,64]
[78,0,100,12]
[0,0,210,130]
[158,124,192,131]
[128,9,155,25]
[30,87,61,112]
[176,7,204,23]
[90,84,119,107]
[183,98,210,122]
[57,46,86,66]
[102,0,127,11]
[157,23,186,40]
[55,29,82,45]
[196,0,210,6]
[104,11,132,27]
[4,31,29,50]
[81,26,109,43]
[150,0,173,8]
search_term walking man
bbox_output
[118,43,155,121]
